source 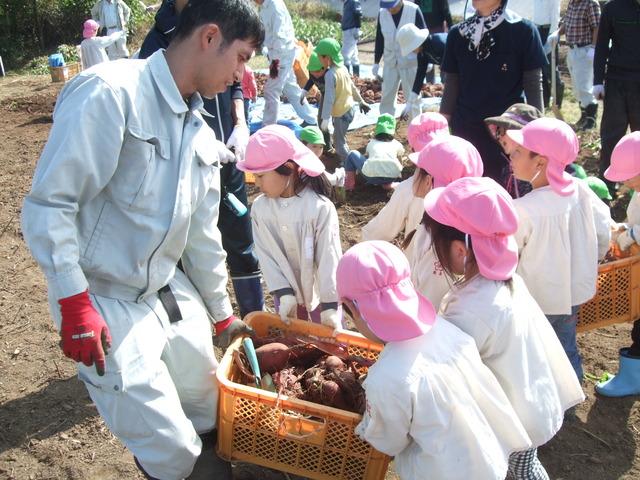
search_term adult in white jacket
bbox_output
[91,0,131,59]
[21,2,262,478]
[80,19,124,69]
[373,0,426,117]
[254,0,317,126]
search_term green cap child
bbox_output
[299,125,325,157]
[375,114,396,136]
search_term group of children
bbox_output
[233,91,640,476]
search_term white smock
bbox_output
[409,225,452,309]
[439,274,585,447]
[361,176,423,259]
[514,179,602,315]
[356,317,532,480]
[251,187,342,311]
[625,192,640,241]
[361,138,405,179]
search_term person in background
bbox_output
[373,0,426,117]
[139,0,265,319]
[509,0,564,111]
[440,0,546,187]
[396,23,447,119]
[593,0,640,195]
[361,112,449,263]
[337,240,532,480]
[409,135,484,309]
[242,64,258,122]
[237,125,343,331]
[300,52,332,150]
[484,103,543,198]
[415,0,451,82]
[20,1,262,478]
[552,0,601,130]
[91,0,131,59]
[426,176,585,480]
[315,38,370,163]
[253,0,318,126]
[341,0,362,76]
[506,118,610,382]
[344,114,405,191]
[298,125,346,189]
[80,19,124,69]
[597,132,640,397]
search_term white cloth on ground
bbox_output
[439,274,585,447]
[356,317,532,480]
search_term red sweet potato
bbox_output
[256,343,291,374]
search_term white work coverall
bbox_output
[21,51,232,480]
[80,31,124,69]
[378,2,420,117]
[259,0,317,125]
[91,0,131,59]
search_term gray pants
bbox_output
[508,448,549,480]
[333,106,355,162]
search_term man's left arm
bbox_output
[227,82,250,161]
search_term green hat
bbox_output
[375,114,396,136]
[307,51,324,73]
[567,163,587,179]
[299,126,325,145]
[314,38,344,67]
[585,176,612,200]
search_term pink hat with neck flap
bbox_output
[237,124,325,177]
[411,135,484,187]
[423,177,519,281]
[407,112,449,155]
[605,132,640,182]
[83,19,99,39]
[337,241,436,342]
[506,117,579,196]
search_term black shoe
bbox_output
[352,64,360,77]
[581,103,598,130]
[574,107,587,130]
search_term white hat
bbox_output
[397,23,430,57]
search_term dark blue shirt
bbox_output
[341,0,362,30]
[413,32,447,94]
[442,18,547,123]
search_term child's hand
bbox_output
[359,103,371,114]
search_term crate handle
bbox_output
[277,413,326,445]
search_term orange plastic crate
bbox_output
[577,254,640,332]
[216,312,391,480]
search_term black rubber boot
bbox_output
[352,64,360,77]
[574,107,587,130]
[231,275,264,318]
[188,431,232,480]
[582,103,598,130]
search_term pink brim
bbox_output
[472,235,518,281]
[409,152,419,165]
[357,284,435,342]
[604,164,635,182]
[423,186,447,223]
[505,129,524,146]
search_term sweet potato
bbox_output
[256,343,291,374]
[323,355,345,371]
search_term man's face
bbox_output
[388,2,403,14]
[199,32,255,99]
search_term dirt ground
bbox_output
[0,71,639,480]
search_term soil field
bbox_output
[0,74,638,480]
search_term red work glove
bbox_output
[58,290,112,376]
[213,315,254,350]
[269,59,280,79]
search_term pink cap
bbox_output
[604,132,640,182]
[411,136,483,188]
[407,112,449,154]
[83,19,99,39]
[237,124,325,176]
[506,118,579,196]
[423,177,519,281]
[337,241,436,342]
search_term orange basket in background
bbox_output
[577,254,640,332]
[216,312,391,480]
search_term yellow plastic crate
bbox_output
[577,254,640,332]
[216,312,391,480]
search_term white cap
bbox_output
[397,23,430,57]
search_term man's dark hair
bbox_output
[173,0,264,48]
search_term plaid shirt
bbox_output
[562,0,601,46]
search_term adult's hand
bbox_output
[299,90,308,105]
[372,64,382,82]
[213,315,254,350]
[59,290,111,376]
[593,84,605,100]
[278,294,297,324]
[226,124,250,162]
[269,59,280,79]
[320,309,341,330]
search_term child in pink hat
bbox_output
[406,135,483,310]
[337,240,532,480]
[505,117,611,382]
[236,125,342,330]
[596,131,640,398]
[424,176,585,479]
[80,19,124,70]
[361,112,448,267]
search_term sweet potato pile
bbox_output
[234,333,371,414]
[254,73,443,106]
